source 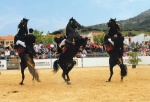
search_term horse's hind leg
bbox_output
[19,53,27,85]
[119,64,127,82]
[20,67,25,85]
[107,65,113,82]
[66,62,75,82]
[62,69,71,85]
[62,72,66,81]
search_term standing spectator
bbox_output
[5,48,10,59]
[82,49,87,55]
[34,43,39,55]
[81,52,87,58]
[45,43,51,52]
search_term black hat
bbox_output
[52,31,61,35]
[29,28,34,33]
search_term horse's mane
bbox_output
[66,18,75,37]
[66,17,82,37]
[17,18,29,37]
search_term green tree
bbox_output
[33,29,43,43]
[33,30,54,45]
[93,34,105,44]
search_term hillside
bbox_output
[84,9,150,33]
[55,9,150,35]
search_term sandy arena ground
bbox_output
[0,65,150,102]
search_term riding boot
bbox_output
[26,46,36,58]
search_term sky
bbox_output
[0,0,150,36]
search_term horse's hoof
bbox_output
[66,81,71,85]
[67,79,70,81]
[37,79,41,82]
[19,83,23,85]
[106,80,110,82]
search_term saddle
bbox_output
[105,44,113,52]
[17,45,25,55]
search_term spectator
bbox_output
[5,48,10,59]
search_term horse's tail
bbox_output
[53,60,59,73]
[120,64,127,77]
[25,54,40,82]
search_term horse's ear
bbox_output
[70,17,74,24]
[114,18,116,20]
[70,17,74,21]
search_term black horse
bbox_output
[53,17,88,84]
[14,18,40,85]
[103,18,127,82]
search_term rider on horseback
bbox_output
[105,19,124,65]
[14,18,40,85]
[104,18,127,81]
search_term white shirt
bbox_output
[5,50,10,56]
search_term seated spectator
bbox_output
[10,49,16,58]
[76,52,82,58]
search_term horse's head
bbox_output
[17,18,29,37]
[18,18,29,29]
[107,18,120,31]
[69,17,82,30]
[107,18,120,37]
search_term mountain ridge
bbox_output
[85,9,150,32]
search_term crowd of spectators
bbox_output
[123,41,150,56]
[1,40,150,60]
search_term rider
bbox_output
[53,31,66,54]
[25,28,36,58]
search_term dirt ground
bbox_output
[0,65,150,102]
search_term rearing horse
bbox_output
[103,18,127,82]
[53,17,88,84]
[14,18,40,85]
